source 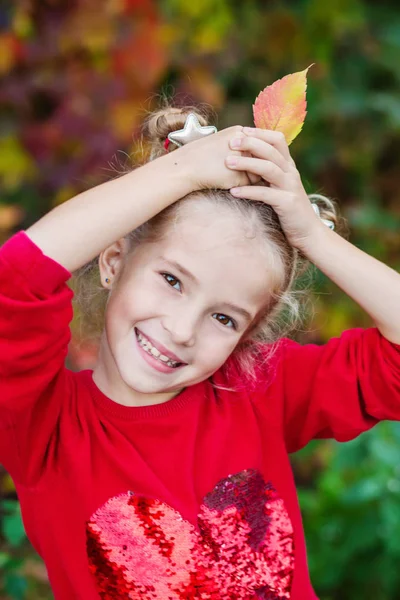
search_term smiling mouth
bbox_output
[135,329,185,369]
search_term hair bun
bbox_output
[143,106,212,159]
[308,194,342,232]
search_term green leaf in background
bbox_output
[0,551,11,568]
[1,500,26,548]
[4,573,28,600]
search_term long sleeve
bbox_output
[0,231,74,482]
[252,328,400,454]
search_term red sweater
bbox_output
[1,231,400,600]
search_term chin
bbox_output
[118,368,181,395]
[122,376,168,395]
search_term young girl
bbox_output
[1,106,400,600]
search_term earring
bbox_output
[105,278,110,284]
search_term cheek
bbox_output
[196,328,239,369]
[111,278,165,322]
[104,295,128,347]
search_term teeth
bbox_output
[136,331,180,368]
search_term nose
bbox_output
[161,308,198,348]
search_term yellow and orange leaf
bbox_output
[253,66,312,145]
[0,204,24,230]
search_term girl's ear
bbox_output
[98,238,130,289]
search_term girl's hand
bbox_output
[225,127,325,250]
[176,126,251,191]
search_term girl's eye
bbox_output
[212,313,236,329]
[162,272,181,291]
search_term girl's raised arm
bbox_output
[25,125,247,273]
[25,152,193,273]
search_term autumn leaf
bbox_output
[253,66,312,144]
[68,338,99,370]
[0,204,24,230]
[0,33,24,75]
[0,136,37,189]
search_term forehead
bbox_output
[145,202,278,309]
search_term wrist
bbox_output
[131,150,197,215]
[160,147,199,196]
[295,222,332,257]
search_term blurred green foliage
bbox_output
[1,0,400,598]
[293,422,400,599]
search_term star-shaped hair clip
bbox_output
[166,113,217,148]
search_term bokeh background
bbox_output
[1,1,400,598]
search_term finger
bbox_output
[225,130,247,158]
[247,171,261,184]
[230,135,289,171]
[242,127,292,162]
[241,151,262,184]
[229,185,289,208]
[226,155,285,188]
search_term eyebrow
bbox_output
[160,258,199,284]
[221,303,253,322]
[159,257,253,323]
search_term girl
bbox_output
[1,106,399,600]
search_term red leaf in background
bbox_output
[0,33,25,74]
[111,22,168,89]
[68,338,99,370]
[123,0,157,18]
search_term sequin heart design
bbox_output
[87,469,294,599]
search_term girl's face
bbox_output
[94,202,275,407]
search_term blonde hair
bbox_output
[71,105,347,379]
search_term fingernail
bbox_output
[243,127,255,134]
[226,156,238,167]
[230,187,241,195]
[230,137,242,148]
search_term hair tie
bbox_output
[311,203,335,230]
